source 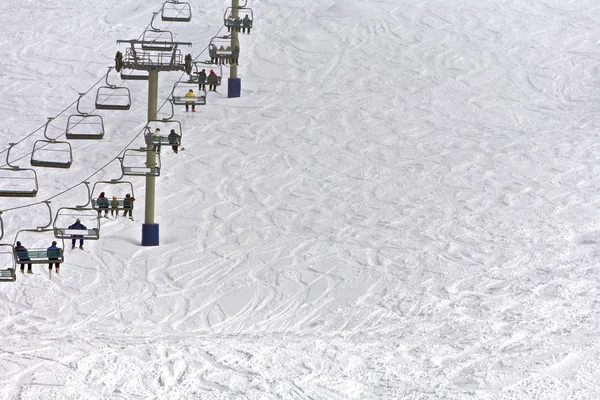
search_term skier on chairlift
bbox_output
[198,69,207,91]
[242,14,252,33]
[47,241,61,274]
[168,129,181,154]
[15,241,32,274]
[69,218,87,250]
[208,70,219,92]
[97,192,109,217]
[185,89,196,112]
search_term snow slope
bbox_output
[1,0,600,398]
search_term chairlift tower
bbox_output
[228,0,241,98]
[115,37,192,246]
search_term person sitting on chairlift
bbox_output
[111,196,120,217]
[208,70,219,92]
[69,218,87,250]
[226,14,234,32]
[185,89,196,112]
[97,192,109,217]
[47,241,61,274]
[218,46,226,64]
[123,194,135,219]
[209,44,218,63]
[242,15,251,33]
[232,46,240,65]
[15,241,32,274]
[168,129,181,154]
[198,69,207,91]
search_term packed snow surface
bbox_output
[1,0,600,398]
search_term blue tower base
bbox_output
[141,223,160,246]
[228,77,241,98]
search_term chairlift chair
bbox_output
[208,36,240,65]
[95,68,132,110]
[0,143,39,197]
[141,29,175,52]
[66,114,105,140]
[0,244,16,282]
[120,148,161,177]
[90,180,135,212]
[188,62,223,88]
[223,6,254,34]
[13,230,66,266]
[53,207,100,241]
[65,93,106,140]
[171,80,206,106]
[161,0,192,22]
[144,119,183,147]
[30,117,73,168]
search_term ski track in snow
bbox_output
[2,0,600,398]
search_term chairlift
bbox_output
[30,117,73,168]
[223,6,254,34]
[141,28,175,52]
[170,80,206,106]
[65,93,106,140]
[53,207,100,241]
[0,143,38,198]
[144,119,183,147]
[116,40,192,73]
[90,180,135,212]
[13,202,66,268]
[161,0,192,22]
[208,36,240,65]
[0,244,16,282]
[120,148,161,177]
[95,67,131,110]
[188,62,222,88]
[13,232,66,267]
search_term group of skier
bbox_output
[95,192,135,218]
[15,240,62,274]
[225,14,252,34]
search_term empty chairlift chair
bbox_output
[95,68,132,111]
[66,93,106,140]
[0,143,38,198]
[141,28,175,52]
[30,117,73,168]
[161,0,192,22]
[0,244,16,282]
[120,148,161,177]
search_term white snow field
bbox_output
[1,0,600,398]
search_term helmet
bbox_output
[113,196,117,199]
[76,218,81,223]
[189,89,193,92]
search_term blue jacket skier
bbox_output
[47,241,61,273]
[68,218,87,249]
